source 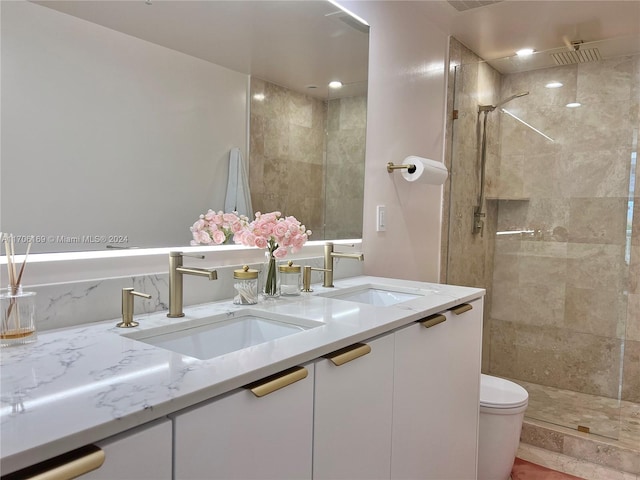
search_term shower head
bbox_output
[479,91,529,112]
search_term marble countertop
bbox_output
[0,276,484,474]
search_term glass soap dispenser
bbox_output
[278,260,301,296]
[233,265,258,305]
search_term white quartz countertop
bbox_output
[0,276,484,474]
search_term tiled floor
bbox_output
[512,379,640,449]
[517,443,640,480]
[512,457,585,480]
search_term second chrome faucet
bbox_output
[168,251,217,318]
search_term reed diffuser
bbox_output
[1,234,37,346]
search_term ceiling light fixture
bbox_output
[566,102,582,108]
[328,81,343,89]
[545,81,563,88]
[253,93,265,101]
[516,48,535,56]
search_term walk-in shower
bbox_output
[444,37,639,457]
[473,91,529,236]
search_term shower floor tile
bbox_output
[511,378,640,449]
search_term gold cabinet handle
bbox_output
[420,314,447,328]
[3,445,105,480]
[245,366,308,397]
[450,303,473,315]
[324,343,371,366]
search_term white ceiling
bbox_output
[34,1,370,98]
[33,0,640,89]
[416,0,640,73]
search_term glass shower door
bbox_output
[445,50,639,441]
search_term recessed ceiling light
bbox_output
[545,81,563,89]
[253,93,265,101]
[516,48,535,56]
[328,81,343,89]
[566,102,582,108]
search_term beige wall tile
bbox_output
[559,148,633,199]
[627,294,640,342]
[577,56,635,105]
[568,197,628,245]
[566,243,627,291]
[565,286,627,338]
[622,340,640,403]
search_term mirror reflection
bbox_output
[0,1,368,253]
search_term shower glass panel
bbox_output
[446,50,639,442]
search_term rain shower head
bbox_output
[479,91,529,112]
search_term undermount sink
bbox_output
[123,311,322,360]
[317,284,433,307]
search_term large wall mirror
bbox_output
[1,0,368,253]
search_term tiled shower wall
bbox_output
[249,78,366,240]
[488,55,640,402]
[443,38,639,403]
[249,78,326,235]
[324,95,367,239]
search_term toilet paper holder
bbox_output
[386,161,417,174]
[386,155,448,185]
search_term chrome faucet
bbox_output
[321,242,364,288]
[168,251,217,318]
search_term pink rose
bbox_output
[254,236,268,249]
[273,246,288,259]
[192,219,206,231]
[193,230,212,244]
[212,230,226,244]
[243,232,256,247]
[273,222,289,238]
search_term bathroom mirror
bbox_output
[0,0,368,253]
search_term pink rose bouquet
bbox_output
[234,211,312,295]
[190,210,248,246]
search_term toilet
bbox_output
[478,374,529,480]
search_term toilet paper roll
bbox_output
[401,156,448,185]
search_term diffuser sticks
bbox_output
[1,234,37,345]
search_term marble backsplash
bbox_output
[27,255,363,332]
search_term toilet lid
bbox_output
[480,374,529,409]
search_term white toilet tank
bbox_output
[477,374,529,480]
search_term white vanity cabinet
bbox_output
[3,419,172,480]
[172,364,315,480]
[313,334,395,479]
[390,298,483,480]
[83,419,172,479]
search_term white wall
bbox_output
[1,1,247,252]
[340,1,449,282]
[1,1,451,298]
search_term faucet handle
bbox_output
[118,288,152,328]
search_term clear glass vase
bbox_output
[1,286,37,347]
[261,251,279,298]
